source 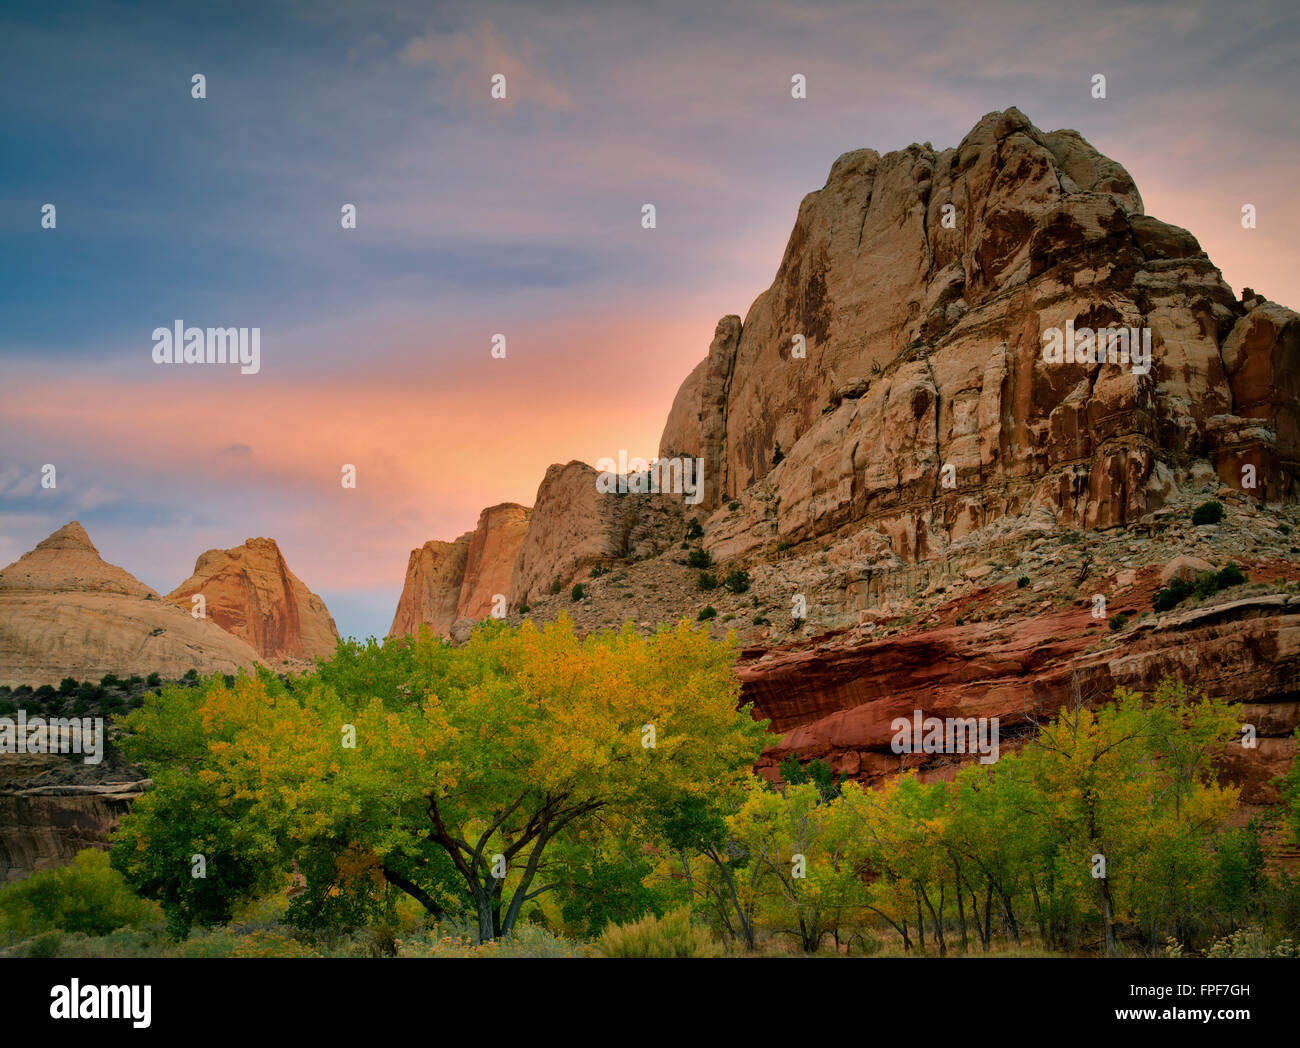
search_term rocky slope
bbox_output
[0,745,148,884]
[392,108,1300,804]
[0,523,261,687]
[166,538,339,661]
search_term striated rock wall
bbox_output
[456,503,532,621]
[660,109,1299,566]
[388,536,471,640]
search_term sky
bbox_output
[2,0,1298,641]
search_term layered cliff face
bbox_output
[386,108,1300,803]
[388,502,537,639]
[388,536,471,639]
[507,463,683,607]
[660,108,1298,559]
[0,523,261,687]
[166,538,339,661]
[458,503,532,620]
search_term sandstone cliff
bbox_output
[457,503,532,620]
[0,523,261,687]
[166,537,339,661]
[660,108,1297,562]
[383,109,1300,807]
[388,536,471,639]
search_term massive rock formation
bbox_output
[661,107,1298,561]
[384,108,1300,805]
[458,503,532,620]
[0,523,260,687]
[388,536,472,639]
[166,538,339,661]
[507,464,682,607]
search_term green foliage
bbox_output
[570,583,586,601]
[697,606,717,621]
[723,569,751,594]
[548,579,563,595]
[1154,562,1248,612]
[1193,500,1225,525]
[1282,729,1300,848]
[698,571,718,591]
[779,756,842,801]
[771,443,785,466]
[596,907,723,957]
[1154,577,1192,611]
[685,519,704,540]
[113,619,767,945]
[146,673,161,688]
[687,549,712,569]
[1216,561,1246,589]
[59,677,79,695]
[1109,613,1128,631]
[728,501,741,511]
[101,673,123,689]
[1017,576,1030,588]
[0,849,160,938]
[517,603,530,615]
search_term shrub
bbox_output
[25,932,65,958]
[1153,578,1193,612]
[589,564,608,578]
[1193,500,1225,526]
[596,908,723,958]
[570,584,585,602]
[1017,576,1030,589]
[753,615,768,626]
[1155,562,1249,612]
[0,849,161,938]
[723,569,751,595]
[548,579,563,596]
[145,673,161,688]
[698,572,718,591]
[685,519,704,540]
[1217,561,1247,590]
[517,604,530,615]
[728,501,741,511]
[686,549,712,569]
[182,669,199,683]
[59,677,79,695]
[100,673,123,689]
[697,606,717,621]
[771,443,785,466]
[1109,613,1129,632]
